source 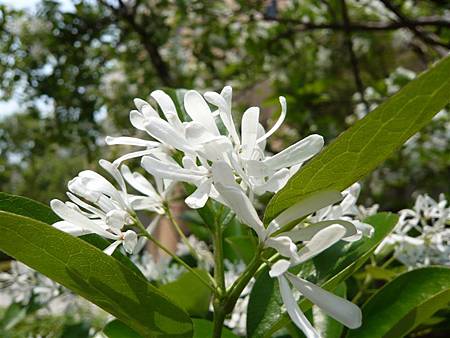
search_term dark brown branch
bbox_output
[98,0,174,86]
[262,15,450,32]
[379,0,449,52]
[340,0,369,113]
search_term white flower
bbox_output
[107,86,324,208]
[310,183,375,240]
[210,161,363,337]
[376,193,450,267]
[50,160,138,255]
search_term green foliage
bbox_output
[0,211,192,337]
[104,320,142,338]
[347,267,450,338]
[192,319,238,338]
[0,192,143,277]
[247,212,398,337]
[265,55,450,222]
[160,269,212,317]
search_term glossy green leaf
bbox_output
[60,322,91,338]
[347,267,450,338]
[160,269,212,317]
[0,192,59,224]
[192,319,238,338]
[0,192,143,277]
[104,320,142,338]
[247,212,398,337]
[265,56,450,222]
[0,211,193,338]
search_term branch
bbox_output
[378,0,449,53]
[340,0,369,113]
[262,15,450,32]
[98,0,174,86]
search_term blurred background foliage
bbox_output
[0,0,449,208]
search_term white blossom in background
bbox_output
[0,261,107,324]
[376,194,450,267]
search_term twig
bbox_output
[340,0,370,113]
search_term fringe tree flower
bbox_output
[50,160,139,255]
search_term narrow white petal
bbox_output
[50,200,116,239]
[285,220,358,242]
[287,273,362,329]
[244,160,271,177]
[278,275,320,338]
[112,149,159,165]
[211,161,236,186]
[105,136,159,148]
[104,240,122,255]
[150,90,183,129]
[128,195,164,214]
[121,164,159,198]
[99,160,127,194]
[241,107,260,159]
[53,221,91,236]
[184,122,216,145]
[265,236,298,259]
[253,168,290,195]
[204,91,240,144]
[66,192,104,218]
[129,110,147,131]
[105,209,130,230]
[134,98,159,119]
[141,156,203,184]
[256,96,287,144]
[269,190,343,232]
[263,134,324,171]
[269,259,290,278]
[214,183,265,240]
[185,179,212,209]
[294,224,347,265]
[123,230,138,254]
[78,170,118,198]
[198,136,233,161]
[184,90,219,135]
[144,117,194,153]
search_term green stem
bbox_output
[165,206,200,261]
[224,245,264,314]
[134,220,216,292]
[212,217,226,337]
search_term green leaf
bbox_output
[60,322,91,338]
[104,320,142,338]
[225,236,257,264]
[247,213,398,337]
[0,211,193,338]
[265,56,450,222]
[0,192,143,277]
[346,267,450,338]
[0,192,59,224]
[192,319,239,338]
[160,269,212,317]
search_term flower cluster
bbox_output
[376,193,450,267]
[49,86,372,337]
